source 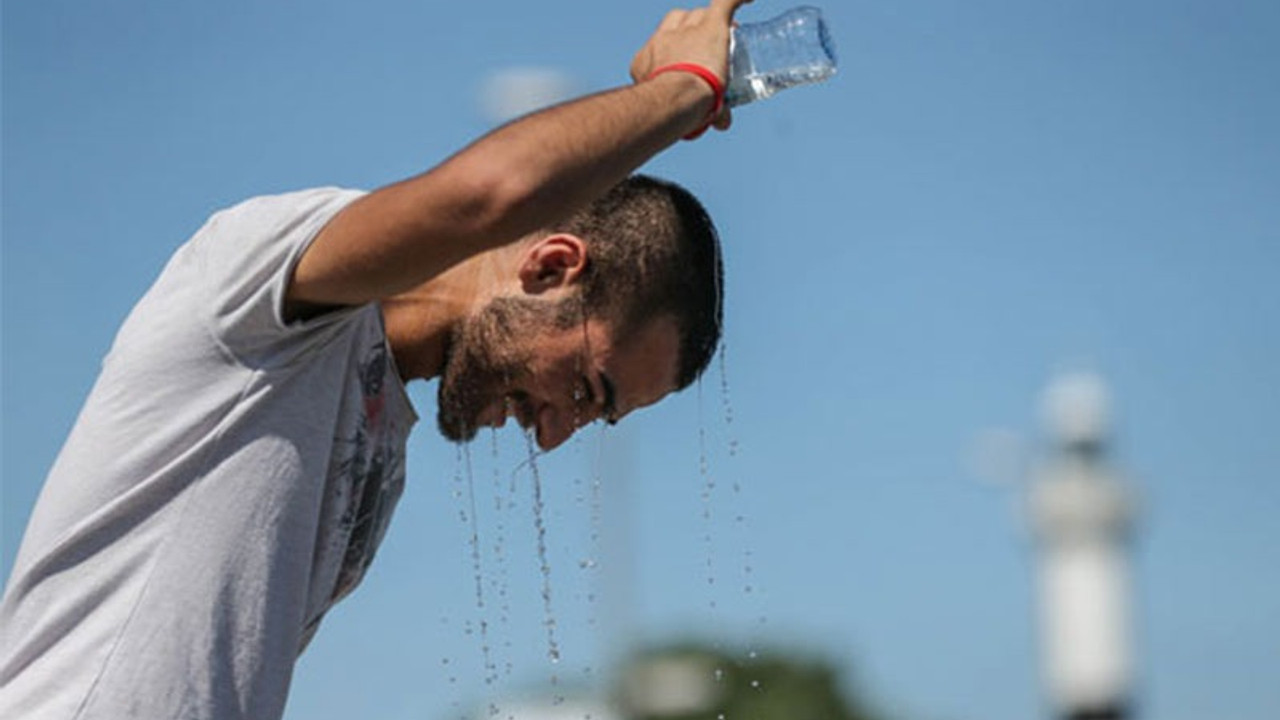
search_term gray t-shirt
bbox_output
[0,187,419,719]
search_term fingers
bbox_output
[633,0,753,106]
[709,0,753,23]
[659,8,689,31]
[664,0,749,29]
[712,107,733,132]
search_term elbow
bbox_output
[441,154,548,243]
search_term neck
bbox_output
[381,247,519,381]
[381,295,452,382]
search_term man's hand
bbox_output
[630,0,754,132]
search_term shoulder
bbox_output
[212,187,368,226]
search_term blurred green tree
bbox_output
[615,643,886,720]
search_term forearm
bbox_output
[297,74,714,306]
[289,0,749,310]
[446,71,714,245]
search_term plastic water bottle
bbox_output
[725,6,837,108]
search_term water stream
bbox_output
[435,338,763,717]
[520,429,562,666]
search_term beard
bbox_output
[435,295,579,443]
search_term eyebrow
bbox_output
[598,371,619,425]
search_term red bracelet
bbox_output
[647,62,725,140]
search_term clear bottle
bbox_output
[725,6,838,108]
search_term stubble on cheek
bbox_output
[434,295,559,443]
[436,337,529,443]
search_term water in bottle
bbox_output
[725,6,838,108]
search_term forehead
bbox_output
[593,315,681,415]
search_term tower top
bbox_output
[1042,372,1111,450]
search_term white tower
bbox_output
[1028,372,1137,720]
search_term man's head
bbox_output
[436,174,724,449]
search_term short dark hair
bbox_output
[556,174,724,390]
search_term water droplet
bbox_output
[719,344,738,446]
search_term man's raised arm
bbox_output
[287,0,752,313]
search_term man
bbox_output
[0,1,751,718]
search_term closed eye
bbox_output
[577,372,618,425]
[597,371,619,425]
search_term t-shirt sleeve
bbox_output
[191,187,368,365]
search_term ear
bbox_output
[518,233,589,295]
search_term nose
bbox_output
[537,426,572,452]
[536,401,601,451]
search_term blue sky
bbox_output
[3,1,1277,719]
